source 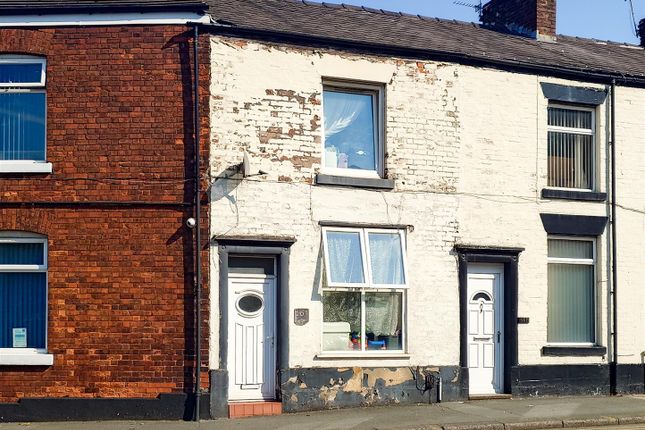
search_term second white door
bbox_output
[467,264,504,395]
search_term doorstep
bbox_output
[469,394,513,400]
[228,401,282,418]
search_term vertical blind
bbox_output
[0,273,47,349]
[0,92,46,161]
[547,239,595,343]
[547,107,594,190]
[0,241,46,349]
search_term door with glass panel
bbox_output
[227,256,276,401]
[321,228,407,354]
[467,264,504,395]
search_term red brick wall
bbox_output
[481,0,556,38]
[0,26,210,401]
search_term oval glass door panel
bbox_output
[237,294,264,316]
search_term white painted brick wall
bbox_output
[209,37,645,370]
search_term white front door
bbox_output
[227,275,276,401]
[467,265,504,395]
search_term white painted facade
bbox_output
[208,35,645,382]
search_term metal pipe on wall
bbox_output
[609,79,618,395]
[192,23,203,421]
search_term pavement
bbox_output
[5,395,645,430]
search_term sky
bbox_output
[338,0,644,44]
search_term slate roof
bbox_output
[210,0,645,84]
[0,0,207,14]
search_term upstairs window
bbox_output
[547,105,595,190]
[0,56,50,173]
[323,82,383,178]
[321,227,407,354]
[0,234,48,350]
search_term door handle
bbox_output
[497,331,501,343]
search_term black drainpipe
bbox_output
[191,23,203,421]
[609,79,618,395]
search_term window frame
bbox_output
[546,103,596,192]
[0,234,51,360]
[321,227,408,355]
[0,56,47,88]
[0,55,51,173]
[321,80,385,180]
[546,236,597,347]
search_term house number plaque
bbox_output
[294,309,309,326]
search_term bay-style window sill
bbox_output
[315,173,394,190]
[0,161,52,174]
[541,346,607,357]
[315,353,410,360]
[0,349,54,366]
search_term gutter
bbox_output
[0,3,208,15]
[199,23,645,88]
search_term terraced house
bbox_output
[0,0,211,421]
[205,0,645,418]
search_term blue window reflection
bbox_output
[323,90,377,171]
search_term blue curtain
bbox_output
[0,92,46,161]
[0,273,47,348]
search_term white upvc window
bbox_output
[321,227,407,354]
[547,104,595,191]
[322,81,384,179]
[0,232,53,365]
[547,237,596,346]
[0,55,51,173]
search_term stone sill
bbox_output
[315,173,394,190]
[541,346,607,357]
[541,188,607,202]
[0,350,53,365]
[0,161,52,174]
[315,353,410,360]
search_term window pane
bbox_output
[325,231,365,284]
[0,93,46,161]
[0,63,43,85]
[548,239,593,259]
[0,242,44,265]
[365,292,402,351]
[548,107,592,130]
[547,263,594,343]
[0,273,47,348]
[547,132,593,189]
[368,232,405,285]
[323,89,376,171]
[228,256,274,276]
[323,291,361,351]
